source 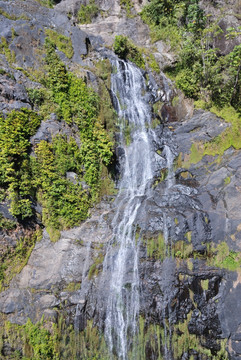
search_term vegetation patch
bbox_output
[207,242,241,271]
[0,8,29,21]
[45,29,73,59]
[113,35,145,69]
[0,109,42,219]
[0,227,42,292]
[0,317,111,360]
[77,0,99,24]
[0,36,16,64]
[172,314,228,359]
[143,233,165,260]
[120,0,134,17]
[0,38,114,239]
[35,0,58,8]
[141,0,241,117]
[0,309,229,359]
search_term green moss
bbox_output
[62,282,81,292]
[94,59,118,140]
[172,314,228,359]
[146,52,160,73]
[0,311,229,360]
[98,165,117,200]
[224,176,231,185]
[182,106,241,168]
[77,0,99,24]
[185,231,192,243]
[152,168,168,187]
[208,242,241,271]
[173,240,193,259]
[45,29,73,59]
[201,279,209,291]
[204,106,241,156]
[145,233,165,260]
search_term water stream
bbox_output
[103,59,156,359]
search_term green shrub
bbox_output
[77,0,99,24]
[0,109,41,219]
[24,39,114,235]
[120,0,134,17]
[24,318,58,359]
[113,35,145,69]
[45,29,73,59]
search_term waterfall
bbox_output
[103,59,154,359]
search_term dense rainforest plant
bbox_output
[0,109,41,219]
[141,0,241,111]
[0,38,113,236]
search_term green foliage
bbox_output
[142,0,241,112]
[145,52,160,73]
[32,137,90,235]
[0,312,229,360]
[181,106,241,167]
[186,1,206,33]
[0,214,16,230]
[141,0,183,24]
[35,0,57,8]
[0,38,114,235]
[22,40,113,236]
[224,176,230,185]
[113,35,145,69]
[24,319,58,360]
[172,314,228,359]
[45,29,73,59]
[120,0,134,17]
[0,109,41,219]
[140,0,183,48]
[77,0,99,24]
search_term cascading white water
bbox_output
[104,59,154,359]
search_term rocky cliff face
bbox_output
[0,0,241,359]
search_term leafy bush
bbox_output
[0,37,113,234]
[0,109,41,219]
[24,39,113,236]
[24,318,58,359]
[141,0,182,25]
[32,137,90,232]
[113,35,145,69]
[77,0,99,24]
[45,29,73,59]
